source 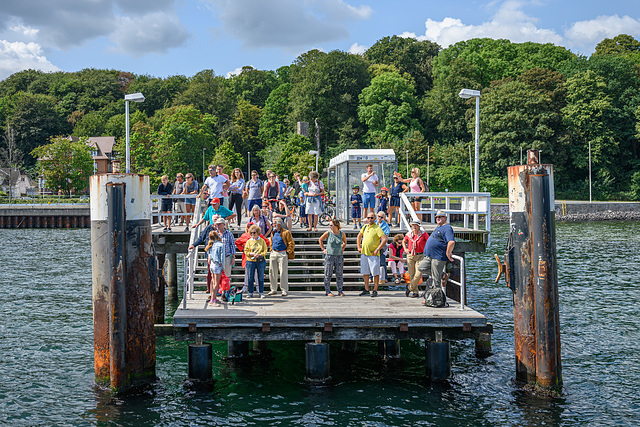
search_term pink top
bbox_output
[409,178,422,192]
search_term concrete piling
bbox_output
[505,150,562,392]
[305,342,331,383]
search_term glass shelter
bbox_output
[327,149,397,224]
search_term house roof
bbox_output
[70,136,116,160]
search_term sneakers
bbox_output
[371,290,378,298]
[163,227,168,232]
[212,298,221,306]
[241,286,248,294]
[353,224,358,230]
[247,293,253,298]
[167,227,172,232]
[409,292,419,298]
[184,226,189,232]
[281,291,288,296]
[260,293,266,299]
[359,290,370,296]
[268,290,278,296]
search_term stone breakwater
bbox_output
[491,202,640,223]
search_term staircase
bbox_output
[190,228,396,292]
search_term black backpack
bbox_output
[423,287,448,308]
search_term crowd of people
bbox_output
[174,162,450,306]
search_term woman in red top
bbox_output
[402,220,428,297]
[388,234,405,284]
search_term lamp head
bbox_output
[458,88,481,99]
[124,92,145,102]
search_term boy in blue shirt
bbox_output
[350,185,363,229]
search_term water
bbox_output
[1,222,639,426]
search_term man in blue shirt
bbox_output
[193,197,236,228]
[419,210,455,288]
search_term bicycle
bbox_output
[318,195,336,226]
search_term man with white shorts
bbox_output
[357,212,387,297]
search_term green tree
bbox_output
[174,70,235,131]
[365,35,441,95]
[31,136,94,195]
[258,83,293,146]
[211,140,245,173]
[72,111,107,137]
[272,133,315,178]
[226,99,264,162]
[594,34,640,59]
[358,72,422,144]
[229,66,278,108]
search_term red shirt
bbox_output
[404,230,428,255]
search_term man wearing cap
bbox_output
[402,219,429,297]
[419,210,455,289]
[268,218,295,296]
[215,217,236,277]
[193,197,236,228]
[357,212,388,297]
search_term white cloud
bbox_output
[110,12,190,56]
[414,0,563,49]
[566,15,640,52]
[0,40,59,80]
[205,0,372,50]
[226,66,250,78]
[9,24,38,38]
[348,42,367,55]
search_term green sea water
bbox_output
[1,222,639,426]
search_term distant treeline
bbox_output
[1,34,640,199]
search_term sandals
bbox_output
[337,291,345,297]
[394,278,400,284]
[326,292,335,297]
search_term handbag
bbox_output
[255,255,265,263]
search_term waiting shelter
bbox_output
[327,149,397,224]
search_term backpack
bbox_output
[423,287,448,308]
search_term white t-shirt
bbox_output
[204,175,227,199]
[361,172,379,194]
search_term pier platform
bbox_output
[173,290,492,342]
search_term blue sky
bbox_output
[0,0,639,81]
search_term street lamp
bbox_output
[405,149,409,177]
[309,150,319,172]
[458,88,480,192]
[124,92,145,173]
[202,147,206,183]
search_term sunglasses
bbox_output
[367,216,375,219]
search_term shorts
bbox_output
[175,201,185,213]
[185,197,196,205]
[161,200,172,212]
[390,196,400,207]
[351,206,361,219]
[210,262,222,275]
[410,196,423,203]
[363,192,375,209]
[360,254,381,276]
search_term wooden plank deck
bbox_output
[172,291,490,342]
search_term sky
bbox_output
[0,0,639,81]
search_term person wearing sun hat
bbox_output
[419,210,455,289]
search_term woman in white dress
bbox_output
[304,171,324,232]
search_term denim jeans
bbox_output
[247,259,266,294]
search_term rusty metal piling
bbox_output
[504,150,562,392]
[91,174,156,393]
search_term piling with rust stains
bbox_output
[90,174,156,392]
[506,150,562,392]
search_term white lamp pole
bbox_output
[405,149,409,177]
[589,141,592,203]
[458,89,481,192]
[309,150,319,172]
[124,92,145,173]
[202,147,206,183]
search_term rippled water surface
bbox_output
[1,222,639,426]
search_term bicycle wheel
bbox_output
[325,205,335,218]
[290,207,299,225]
[318,212,332,226]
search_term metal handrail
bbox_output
[150,194,198,220]
[449,254,466,311]
[182,196,204,308]
[398,192,491,245]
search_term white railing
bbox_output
[150,194,198,223]
[450,254,466,311]
[399,192,491,244]
[182,197,204,309]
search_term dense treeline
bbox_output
[1,34,640,199]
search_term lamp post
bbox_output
[124,92,145,173]
[309,150,319,172]
[589,141,592,203]
[202,147,206,184]
[405,149,409,177]
[458,89,481,192]
[248,152,251,178]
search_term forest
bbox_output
[1,33,639,199]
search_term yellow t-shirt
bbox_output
[360,223,385,256]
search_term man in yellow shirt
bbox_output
[357,212,388,297]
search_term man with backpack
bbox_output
[419,210,455,306]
